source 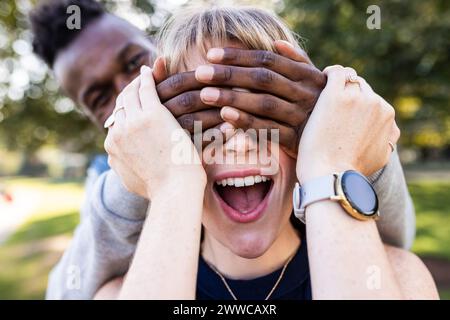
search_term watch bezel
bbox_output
[335,170,380,221]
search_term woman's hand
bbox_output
[297,65,400,183]
[104,66,206,199]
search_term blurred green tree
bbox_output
[0,0,155,157]
[280,0,450,159]
[0,0,449,161]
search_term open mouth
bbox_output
[213,175,274,223]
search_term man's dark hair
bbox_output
[29,0,105,67]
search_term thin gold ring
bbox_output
[388,141,395,153]
[345,74,360,84]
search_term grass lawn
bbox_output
[410,181,450,260]
[0,177,448,299]
[0,177,82,300]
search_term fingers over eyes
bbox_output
[122,76,142,121]
[200,87,306,126]
[139,66,159,109]
[207,47,326,86]
[164,90,213,117]
[274,40,312,64]
[156,53,324,114]
[195,64,302,101]
[177,109,223,133]
[157,71,205,102]
[152,57,168,84]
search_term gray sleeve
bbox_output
[368,150,416,250]
[45,170,148,300]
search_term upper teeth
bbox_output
[216,175,271,187]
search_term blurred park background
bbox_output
[0,0,449,299]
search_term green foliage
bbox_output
[280,0,450,150]
[0,0,155,154]
[410,181,450,259]
[0,0,449,156]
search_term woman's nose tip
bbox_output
[224,130,258,154]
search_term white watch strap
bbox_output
[293,175,337,223]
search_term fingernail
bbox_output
[221,107,239,121]
[140,65,151,74]
[152,56,161,68]
[207,48,224,61]
[200,87,220,102]
[276,40,294,48]
[195,65,214,80]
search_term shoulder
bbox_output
[94,276,124,300]
[384,244,439,300]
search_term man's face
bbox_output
[54,14,155,127]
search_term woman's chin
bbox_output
[227,233,273,259]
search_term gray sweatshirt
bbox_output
[45,150,415,300]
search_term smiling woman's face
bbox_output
[182,42,298,259]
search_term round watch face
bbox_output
[341,171,378,216]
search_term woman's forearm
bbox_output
[296,65,405,299]
[305,199,403,299]
[118,176,205,300]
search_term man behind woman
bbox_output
[28,1,425,299]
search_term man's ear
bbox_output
[152,56,168,84]
[274,40,314,66]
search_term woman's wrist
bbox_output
[297,159,355,184]
[146,168,207,200]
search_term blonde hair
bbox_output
[157,5,302,74]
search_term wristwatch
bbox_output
[293,170,379,223]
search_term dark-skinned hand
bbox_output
[152,40,326,158]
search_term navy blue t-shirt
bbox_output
[196,236,311,300]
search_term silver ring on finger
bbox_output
[104,114,115,129]
[103,106,125,129]
[388,141,395,153]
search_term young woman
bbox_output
[101,7,438,300]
